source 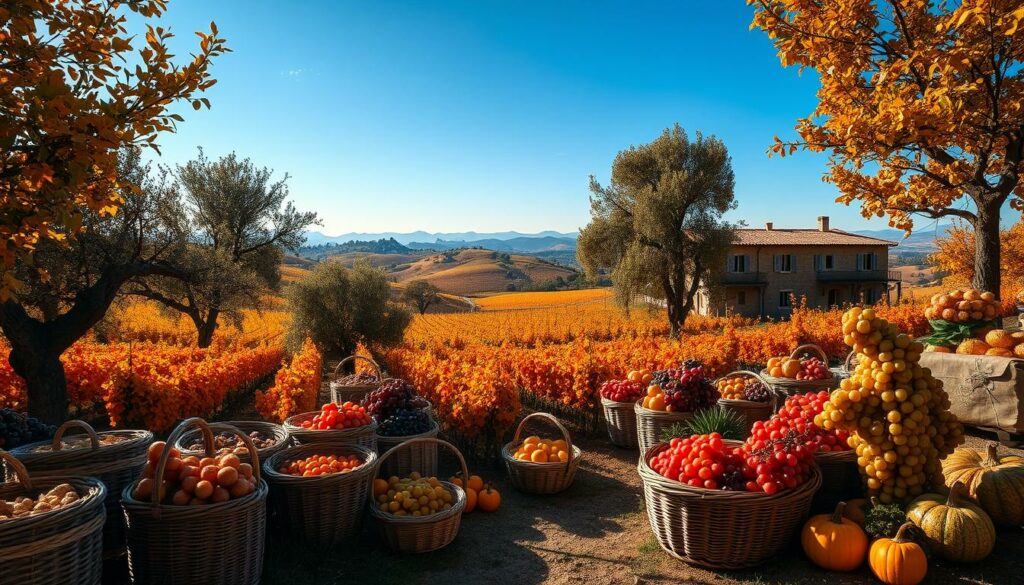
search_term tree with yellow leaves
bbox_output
[750,1,1024,295]
[0,0,227,298]
[931,220,1024,293]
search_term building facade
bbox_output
[695,216,900,318]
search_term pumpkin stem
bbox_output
[983,442,1000,467]
[832,501,847,524]
[892,522,916,544]
[946,480,966,507]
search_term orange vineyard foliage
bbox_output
[256,338,322,423]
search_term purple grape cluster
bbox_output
[361,378,429,419]
[0,408,55,449]
[742,381,772,403]
[660,366,719,412]
[378,408,432,437]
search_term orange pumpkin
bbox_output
[869,523,928,585]
[477,485,501,512]
[466,474,485,492]
[464,487,478,513]
[801,501,868,571]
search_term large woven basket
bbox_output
[759,344,840,396]
[121,418,268,585]
[329,355,383,404]
[262,443,376,547]
[502,413,582,495]
[812,449,860,511]
[175,420,290,465]
[368,438,467,553]
[375,420,439,478]
[284,412,378,451]
[634,401,694,455]
[10,420,151,559]
[601,396,638,449]
[714,371,780,437]
[638,442,821,569]
[0,451,107,585]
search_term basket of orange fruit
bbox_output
[503,412,582,494]
[715,371,779,436]
[920,288,1005,349]
[759,344,838,395]
[634,364,719,454]
[599,369,650,449]
[262,443,376,548]
[122,418,268,585]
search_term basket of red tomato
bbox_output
[284,402,377,451]
[638,424,821,569]
[599,370,648,449]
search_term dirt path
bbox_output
[261,430,1024,585]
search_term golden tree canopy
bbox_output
[0,0,228,298]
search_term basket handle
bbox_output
[511,412,575,467]
[371,437,469,499]
[843,351,859,372]
[332,355,381,380]
[0,450,33,491]
[790,343,829,363]
[50,419,100,452]
[153,417,261,505]
[715,370,783,411]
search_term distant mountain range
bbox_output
[851,224,953,253]
[303,230,576,247]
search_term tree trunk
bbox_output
[973,198,1002,295]
[196,307,219,348]
[8,349,67,424]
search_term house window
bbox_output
[864,287,878,304]
[729,254,748,273]
[779,290,793,308]
[815,255,835,271]
[774,254,795,273]
[858,253,878,271]
[737,291,747,305]
[827,288,841,307]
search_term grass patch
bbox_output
[630,536,665,579]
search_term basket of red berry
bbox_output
[262,443,377,547]
[284,402,377,450]
[760,344,839,395]
[329,354,383,404]
[599,370,648,449]
[780,390,859,510]
[714,371,780,436]
[638,428,821,569]
[634,364,719,455]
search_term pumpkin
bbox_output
[906,481,995,563]
[800,501,868,571]
[464,487,477,513]
[477,485,501,512]
[941,442,1024,527]
[869,523,928,585]
[843,496,876,526]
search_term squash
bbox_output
[464,487,478,513]
[843,497,870,526]
[800,501,868,571]
[941,442,1024,527]
[477,484,501,512]
[906,481,995,563]
[869,523,928,585]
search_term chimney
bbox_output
[765,222,773,231]
[817,216,829,232]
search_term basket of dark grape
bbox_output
[0,451,108,585]
[0,408,56,481]
[368,379,437,477]
[714,371,780,437]
[329,354,383,404]
[759,344,839,395]
[284,402,377,450]
[10,420,152,558]
[175,420,289,465]
[634,365,719,455]
[639,431,821,569]
[599,372,647,449]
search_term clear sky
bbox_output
[150,0,907,236]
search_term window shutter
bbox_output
[814,255,821,271]
[872,253,878,271]
[773,255,781,272]
[789,254,796,272]
[856,254,863,271]
[743,254,750,273]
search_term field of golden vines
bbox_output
[385,289,938,447]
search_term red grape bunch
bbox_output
[362,378,429,419]
[659,366,719,412]
[599,379,644,403]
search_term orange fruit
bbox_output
[465,488,478,513]
[1015,344,1024,358]
[782,359,801,378]
[986,347,1014,357]
[956,339,990,355]
[467,475,484,492]
[924,345,952,353]
[530,450,549,463]
[984,329,1015,349]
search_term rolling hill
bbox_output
[390,249,577,295]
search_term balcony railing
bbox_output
[816,270,901,283]
[721,271,767,285]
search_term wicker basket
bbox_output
[812,449,861,511]
[121,418,268,585]
[284,412,378,451]
[329,355,383,404]
[759,344,840,396]
[714,371,780,437]
[10,420,151,559]
[601,396,639,449]
[634,401,694,455]
[638,442,821,569]
[502,413,582,495]
[0,451,107,585]
[375,420,439,478]
[368,438,468,553]
[175,420,290,465]
[262,443,376,547]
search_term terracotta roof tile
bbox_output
[733,229,897,247]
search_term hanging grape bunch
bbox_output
[362,378,429,419]
[816,307,964,504]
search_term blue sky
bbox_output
[151,0,906,236]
